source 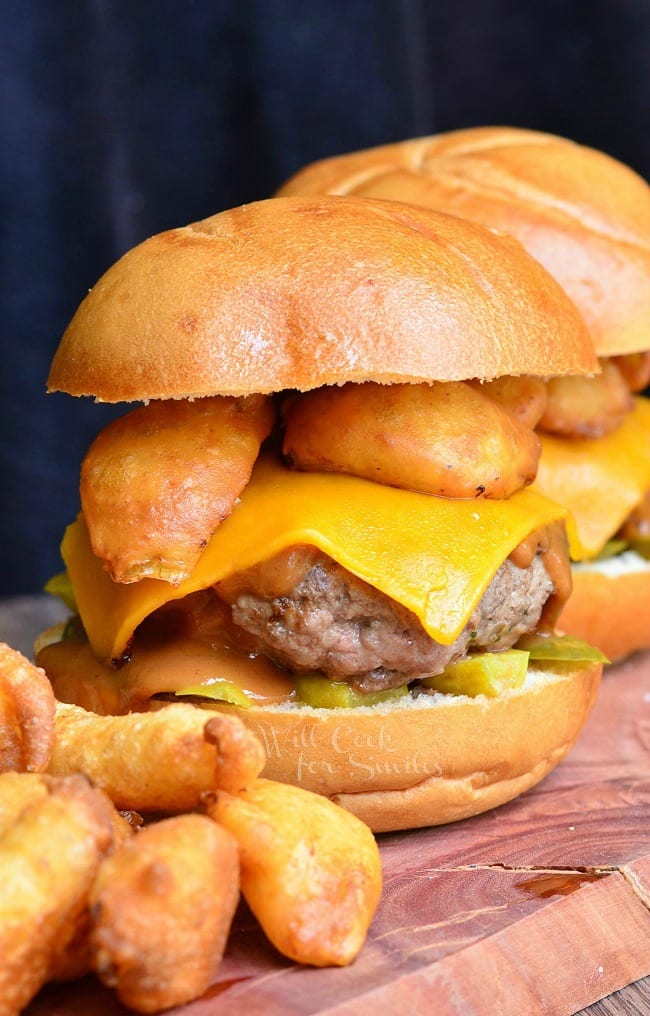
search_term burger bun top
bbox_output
[279,129,650,357]
[48,196,597,403]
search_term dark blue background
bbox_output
[2,2,650,594]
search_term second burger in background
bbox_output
[40,195,603,832]
[279,128,650,662]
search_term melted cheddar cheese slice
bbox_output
[534,397,650,561]
[62,456,568,664]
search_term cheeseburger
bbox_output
[278,127,650,662]
[40,195,603,833]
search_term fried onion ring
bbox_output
[0,643,56,774]
[538,360,634,438]
[611,351,650,393]
[283,381,540,499]
[469,375,548,429]
[81,395,274,584]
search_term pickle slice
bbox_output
[595,538,628,560]
[174,680,252,709]
[295,674,408,709]
[631,536,650,561]
[421,649,529,698]
[593,537,650,562]
[516,633,608,663]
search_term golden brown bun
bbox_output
[558,561,650,662]
[40,633,600,833]
[47,195,596,403]
[278,128,650,357]
[233,664,601,832]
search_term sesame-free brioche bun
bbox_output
[233,663,601,833]
[278,128,650,357]
[558,556,650,663]
[47,195,596,403]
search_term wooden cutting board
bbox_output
[2,597,648,1016]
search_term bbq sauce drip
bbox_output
[509,521,572,630]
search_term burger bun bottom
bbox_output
[219,663,601,833]
[38,631,601,833]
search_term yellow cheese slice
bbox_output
[62,457,568,664]
[534,397,650,561]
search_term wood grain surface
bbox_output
[1,596,648,1016]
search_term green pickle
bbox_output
[516,633,608,663]
[631,536,650,561]
[594,536,650,562]
[174,680,252,709]
[595,538,628,560]
[295,674,408,709]
[421,649,529,698]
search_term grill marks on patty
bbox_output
[217,547,555,692]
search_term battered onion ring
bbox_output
[81,395,274,584]
[0,643,56,774]
[611,351,650,393]
[283,381,540,499]
[538,360,634,438]
[469,375,548,429]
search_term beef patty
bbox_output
[217,547,555,692]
